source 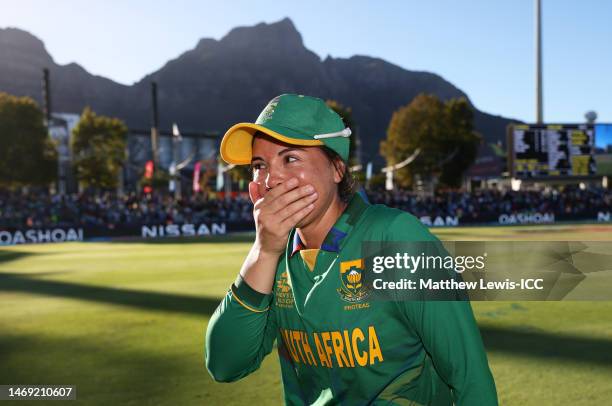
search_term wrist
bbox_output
[238,240,283,295]
[253,239,285,259]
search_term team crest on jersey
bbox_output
[337,258,370,303]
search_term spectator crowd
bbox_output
[0,190,253,229]
[367,186,611,223]
[1,186,610,229]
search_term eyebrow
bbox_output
[278,147,306,155]
[251,147,306,164]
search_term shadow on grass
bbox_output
[0,272,222,317]
[0,333,211,404]
[2,272,611,367]
[0,249,39,264]
[480,325,612,367]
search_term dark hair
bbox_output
[321,146,356,204]
[251,131,356,203]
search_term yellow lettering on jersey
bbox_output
[351,327,368,367]
[292,330,307,364]
[301,331,317,366]
[320,332,334,367]
[331,331,350,368]
[281,327,383,368]
[368,325,384,364]
[313,333,331,368]
[343,330,355,367]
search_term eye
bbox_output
[251,162,266,171]
[285,155,299,164]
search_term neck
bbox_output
[297,195,347,249]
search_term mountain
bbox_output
[0,27,130,118]
[0,18,519,165]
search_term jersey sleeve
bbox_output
[387,211,499,405]
[205,274,278,382]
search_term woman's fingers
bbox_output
[255,178,315,215]
[280,201,316,230]
[266,184,315,213]
[277,191,318,223]
[252,177,317,253]
[253,177,299,210]
[263,177,299,201]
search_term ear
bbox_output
[332,158,346,184]
[248,181,262,204]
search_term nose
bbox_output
[264,165,286,190]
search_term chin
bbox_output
[295,205,318,228]
[295,217,310,229]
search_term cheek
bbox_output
[269,165,308,188]
[295,164,335,198]
[294,171,310,185]
[252,171,267,196]
[288,166,317,189]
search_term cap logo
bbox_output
[256,100,279,124]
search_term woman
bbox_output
[205,94,498,405]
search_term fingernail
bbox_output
[288,178,298,187]
[310,192,318,198]
[305,185,314,193]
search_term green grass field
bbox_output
[1,224,612,405]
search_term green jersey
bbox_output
[206,193,498,405]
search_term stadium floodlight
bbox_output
[171,122,182,199]
[150,82,160,166]
[585,111,598,124]
[535,0,543,123]
[172,123,182,140]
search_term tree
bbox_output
[326,100,359,165]
[71,107,128,190]
[0,92,57,188]
[440,98,481,187]
[380,94,481,188]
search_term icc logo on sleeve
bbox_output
[276,271,295,308]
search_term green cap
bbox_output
[220,94,351,165]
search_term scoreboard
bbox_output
[509,124,596,178]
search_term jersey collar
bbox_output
[289,191,370,257]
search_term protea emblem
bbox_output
[347,270,362,287]
[338,259,370,303]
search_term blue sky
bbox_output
[2,0,611,123]
[596,124,612,150]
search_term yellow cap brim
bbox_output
[220,123,324,165]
